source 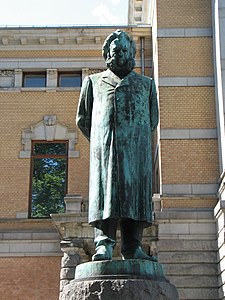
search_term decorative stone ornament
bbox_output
[19,115,79,158]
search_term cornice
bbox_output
[0,26,151,49]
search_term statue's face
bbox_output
[109,38,131,67]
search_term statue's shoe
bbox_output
[121,246,158,262]
[92,245,113,261]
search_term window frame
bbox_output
[23,72,47,88]
[28,140,69,219]
[58,71,82,88]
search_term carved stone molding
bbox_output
[0,70,14,77]
[19,115,79,158]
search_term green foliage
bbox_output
[31,157,66,217]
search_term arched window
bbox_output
[20,115,79,218]
[30,140,68,218]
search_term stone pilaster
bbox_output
[82,68,89,81]
[14,69,22,88]
[47,69,57,88]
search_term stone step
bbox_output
[0,231,59,240]
[157,239,217,251]
[158,251,217,263]
[158,223,216,236]
[168,275,218,288]
[178,287,219,300]
[155,211,214,221]
[164,263,218,276]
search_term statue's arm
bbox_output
[150,79,159,132]
[76,76,93,141]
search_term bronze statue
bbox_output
[76,29,158,261]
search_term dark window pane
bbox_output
[33,143,67,155]
[31,157,66,217]
[59,74,81,87]
[24,74,46,87]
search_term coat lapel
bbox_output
[101,69,137,88]
[102,69,121,87]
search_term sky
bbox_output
[0,0,128,27]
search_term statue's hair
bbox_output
[102,29,136,60]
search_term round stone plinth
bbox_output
[75,259,165,281]
[61,279,179,300]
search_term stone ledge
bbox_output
[158,223,216,236]
[159,76,214,86]
[168,275,218,288]
[160,128,217,140]
[0,252,62,257]
[155,210,214,220]
[158,28,212,38]
[158,251,217,264]
[157,239,217,252]
[178,287,219,299]
[161,183,218,195]
[0,240,61,255]
[164,263,218,276]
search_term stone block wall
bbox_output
[156,210,219,300]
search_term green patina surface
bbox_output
[76,31,158,228]
[75,260,165,281]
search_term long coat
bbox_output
[76,69,158,228]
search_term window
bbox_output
[29,141,68,218]
[58,72,81,87]
[23,72,46,87]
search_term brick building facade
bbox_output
[0,0,224,299]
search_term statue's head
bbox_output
[102,30,136,77]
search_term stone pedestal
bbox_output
[61,260,179,300]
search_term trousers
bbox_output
[94,218,145,252]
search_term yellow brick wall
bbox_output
[161,139,219,184]
[0,48,145,60]
[0,50,102,58]
[157,0,212,28]
[159,87,217,129]
[158,37,213,77]
[0,90,89,218]
[0,257,61,300]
